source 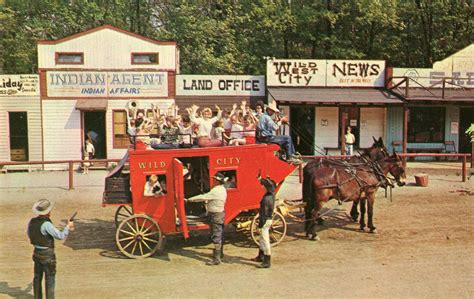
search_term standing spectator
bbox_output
[85,138,95,162]
[185,172,228,265]
[254,101,265,120]
[27,199,75,299]
[345,126,356,155]
[228,115,245,146]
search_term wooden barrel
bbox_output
[414,174,429,187]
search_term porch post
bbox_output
[402,106,409,167]
[341,112,348,155]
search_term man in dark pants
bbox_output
[27,199,75,299]
[251,175,277,268]
[186,172,228,265]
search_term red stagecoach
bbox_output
[103,143,296,258]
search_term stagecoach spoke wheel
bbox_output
[250,212,287,247]
[115,214,163,259]
[115,205,133,228]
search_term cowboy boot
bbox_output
[206,243,221,266]
[251,249,264,262]
[260,255,271,268]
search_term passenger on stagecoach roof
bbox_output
[257,103,301,164]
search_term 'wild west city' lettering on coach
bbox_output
[266,59,385,88]
[46,71,168,98]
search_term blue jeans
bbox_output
[33,248,56,299]
[267,135,295,157]
[345,144,353,155]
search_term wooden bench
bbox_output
[407,147,445,161]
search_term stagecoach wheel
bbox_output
[115,214,163,259]
[250,212,287,247]
[114,205,133,228]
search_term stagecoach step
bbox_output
[186,215,208,226]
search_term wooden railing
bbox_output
[0,159,121,190]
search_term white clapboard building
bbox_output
[37,25,177,168]
[0,74,42,171]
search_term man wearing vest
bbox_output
[186,172,228,266]
[27,199,75,299]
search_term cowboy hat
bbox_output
[32,199,55,216]
[212,172,229,183]
[266,103,280,113]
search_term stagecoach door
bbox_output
[173,158,189,239]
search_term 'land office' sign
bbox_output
[0,75,39,96]
[176,75,265,96]
[46,71,168,98]
[267,59,385,87]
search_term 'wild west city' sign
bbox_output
[46,71,168,98]
[176,75,265,96]
[266,59,386,87]
[0,75,39,96]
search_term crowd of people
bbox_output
[125,100,302,164]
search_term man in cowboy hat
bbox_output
[27,199,75,299]
[185,172,228,265]
[257,103,301,164]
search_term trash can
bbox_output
[414,174,429,187]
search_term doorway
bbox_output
[83,111,106,159]
[8,112,29,161]
[339,106,360,148]
[459,107,474,154]
[290,106,315,155]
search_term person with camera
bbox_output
[27,199,75,299]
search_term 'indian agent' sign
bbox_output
[176,75,265,96]
[266,59,386,87]
[0,75,39,97]
[46,71,168,98]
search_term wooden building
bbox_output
[0,74,42,170]
[37,25,178,168]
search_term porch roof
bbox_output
[75,99,108,111]
[267,87,404,105]
[391,88,474,103]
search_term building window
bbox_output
[113,110,129,148]
[132,53,159,64]
[408,107,445,143]
[56,52,84,64]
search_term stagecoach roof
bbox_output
[267,87,405,105]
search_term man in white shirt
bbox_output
[186,172,228,265]
[345,126,356,155]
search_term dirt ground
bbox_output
[0,170,473,298]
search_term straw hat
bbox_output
[266,103,280,113]
[32,199,55,216]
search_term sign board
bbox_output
[176,75,265,96]
[46,71,168,98]
[0,75,39,97]
[451,122,459,134]
[266,59,385,87]
[392,68,474,88]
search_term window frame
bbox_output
[407,106,446,143]
[143,173,168,198]
[112,110,129,149]
[55,52,84,65]
[131,52,159,65]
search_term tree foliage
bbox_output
[1,0,472,74]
